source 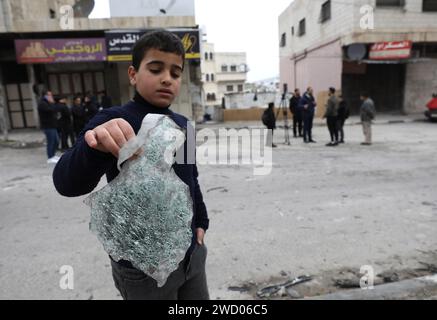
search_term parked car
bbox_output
[425,93,437,122]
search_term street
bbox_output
[1,118,437,299]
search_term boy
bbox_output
[53,30,210,300]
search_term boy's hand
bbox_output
[196,228,205,245]
[85,118,136,158]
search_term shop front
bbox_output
[342,40,437,115]
[4,28,202,129]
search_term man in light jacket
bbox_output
[360,92,376,146]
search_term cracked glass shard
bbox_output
[84,114,193,287]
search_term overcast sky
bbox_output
[89,0,292,82]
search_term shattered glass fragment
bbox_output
[84,114,193,287]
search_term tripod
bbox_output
[276,93,291,146]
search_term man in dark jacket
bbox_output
[99,90,113,110]
[289,88,303,138]
[263,102,277,148]
[337,95,349,143]
[299,87,317,143]
[72,95,86,138]
[323,87,339,146]
[38,90,59,164]
[84,94,99,124]
[56,95,76,150]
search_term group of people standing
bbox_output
[37,89,112,164]
[289,87,349,146]
[263,87,376,147]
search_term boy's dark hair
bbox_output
[41,88,50,96]
[132,29,185,71]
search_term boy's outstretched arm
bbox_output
[53,112,135,197]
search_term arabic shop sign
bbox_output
[15,38,106,64]
[105,30,201,62]
[106,32,142,62]
[369,41,413,60]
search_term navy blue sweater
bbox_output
[53,94,209,268]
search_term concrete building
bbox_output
[0,0,202,130]
[279,0,437,115]
[200,42,248,115]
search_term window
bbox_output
[221,65,228,72]
[210,53,214,60]
[211,93,216,101]
[238,84,243,92]
[298,18,306,36]
[230,65,237,72]
[49,9,56,19]
[376,0,405,7]
[206,74,210,82]
[423,0,437,12]
[211,74,215,81]
[204,52,209,60]
[226,85,233,92]
[320,0,331,23]
[280,33,286,47]
[291,26,295,36]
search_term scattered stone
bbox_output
[207,187,226,193]
[286,288,302,299]
[277,286,287,297]
[228,286,250,292]
[280,270,288,277]
[334,278,360,289]
[333,270,361,288]
[422,201,434,207]
[228,284,252,293]
[418,262,437,273]
[378,270,400,283]
[257,275,313,299]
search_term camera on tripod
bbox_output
[275,83,291,145]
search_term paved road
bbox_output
[1,119,436,299]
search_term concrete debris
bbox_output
[256,275,313,298]
[378,270,400,283]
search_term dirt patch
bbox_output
[228,252,437,300]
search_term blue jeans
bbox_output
[43,128,59,159]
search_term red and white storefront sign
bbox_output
[369,41,413,60]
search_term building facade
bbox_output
[279,0,437,115]
[200,42,248,114]
[0,0,203,130]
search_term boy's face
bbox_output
[128,48,183,108]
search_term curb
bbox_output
[307,275,437,300]
[196,118,425,131]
